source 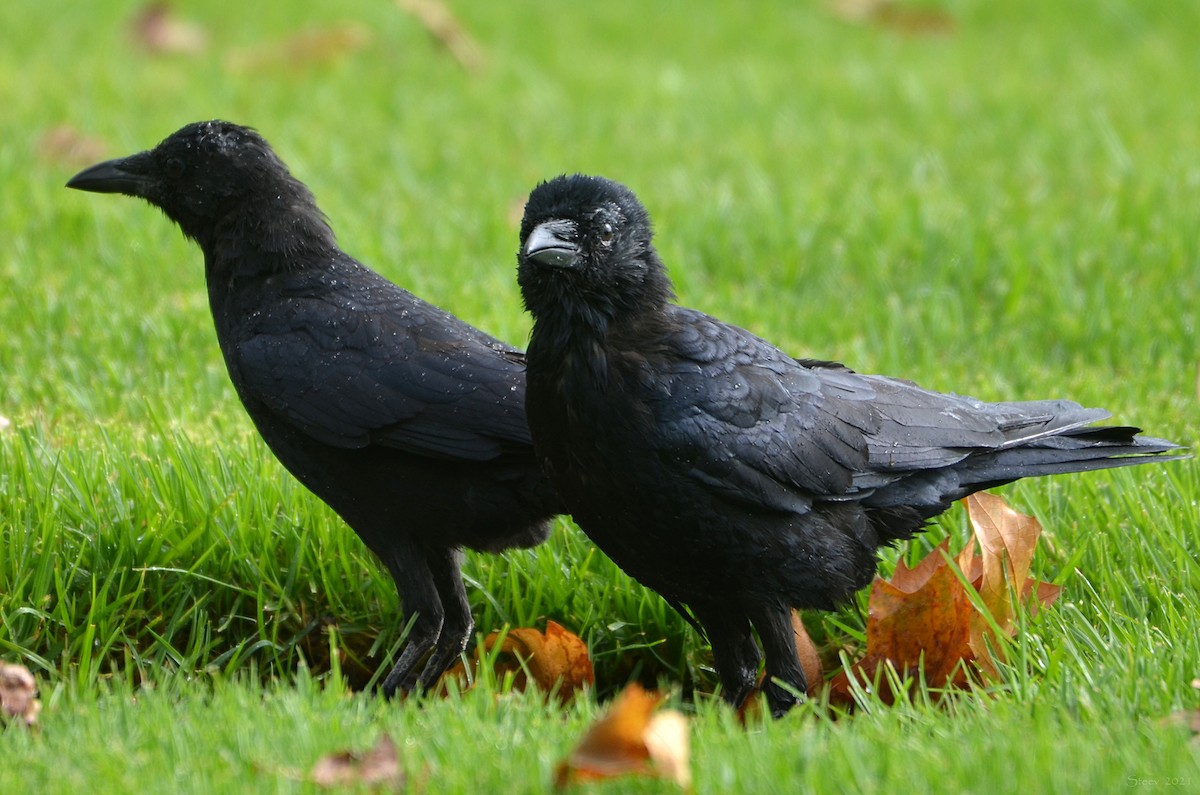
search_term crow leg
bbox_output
[690,604,761,710]
[416,547,473,691]
[378,542,444,698]
[748,603,806,718]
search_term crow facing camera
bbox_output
[517,173,1184,717]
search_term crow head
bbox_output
[517,174,673,326]
[67,120,327,249]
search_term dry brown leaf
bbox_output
[962,492,1061,675]
[36,125,108,169]
[396,0,485,73]
[829,493,1061,705]
[828,0,889,21]
[440,620,594,702]
[555,684,689,789]
[497,620,595,697]
[311,734,404,789]
[828,539,973,703]
[862,539,973,686]
[129,3,208,55]
[0,663,41,726]
[793,611,824,694]
[827,0,955,35]
[1159,709,1200,737]
[225,23,371,73]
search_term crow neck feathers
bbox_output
[205,178,339,277]
[200,162,339,277]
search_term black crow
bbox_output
[67,121,562,695]
[516,173,1183,717]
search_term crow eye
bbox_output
[165,157,185,178]
[599,223,615,246]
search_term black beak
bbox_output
[66,154,151,196]
[523,219,581,269]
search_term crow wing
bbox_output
[232,263,533,462]
[647,307,1113,513]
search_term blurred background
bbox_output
[6,1,1197,419]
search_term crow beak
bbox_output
[523,220,580,269]
[66,153,151,196]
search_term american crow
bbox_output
[516,173,1184,717]
[67,121,561,695]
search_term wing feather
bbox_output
[233,266,531,461]
[642,306,1135,514]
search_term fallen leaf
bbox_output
[829,493,1061,705]
[555,684,689,789]
[556,686,658,786]
[828,539,973,703]
[827,0,956,35]
[440,620,594,702]
[311,734,404,788]
[396,0,485,73]
[129,3,208,55]
[643,710,691,790]
[792,610,824,694]
[225,23,371,73]
[36,125,108,169]
[0,663,41,727]
[961,492,1062,675]
[1159,709,1200,735]
[1160,708,1200,749]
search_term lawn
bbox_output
[1,0,1197,791]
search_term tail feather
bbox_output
[955,430,1184,491]
[862,426,1186,512]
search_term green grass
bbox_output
[1,0,1198,791]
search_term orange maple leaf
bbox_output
[554,684,690,790]
[440,620,594,702]
[829,492,1061,704]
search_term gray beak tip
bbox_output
[524,220,581,269]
